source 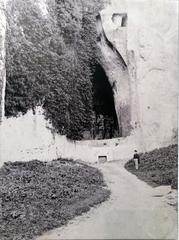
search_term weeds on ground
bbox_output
[0,159,110,240]
[125,145,178,189]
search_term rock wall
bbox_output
[0,107,135,166]
[96,14,132,137]
[0,0,6,123]
[0,0,178,165]
[98,0,178,151]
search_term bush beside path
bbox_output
[125,144,178,189]
[0,159,110,240]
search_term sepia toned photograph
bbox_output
[0,0,178,239]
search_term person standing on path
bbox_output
[133,150,140,170]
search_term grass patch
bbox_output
[125,144,178,189]
[0,159,110,240]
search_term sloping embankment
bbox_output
[125,144,178,189]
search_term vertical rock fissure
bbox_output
[97,18,127,68]
[96,13,131,137]
[91,63,120,139]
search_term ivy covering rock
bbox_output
[5,0,105,140]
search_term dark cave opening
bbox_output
[91,63,121,139]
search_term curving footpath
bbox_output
[37,160,177,240]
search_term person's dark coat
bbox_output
[133,153,140,164]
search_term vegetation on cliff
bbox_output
[125,144,178,189]
[5,0,104,140]
[0,159,110,240]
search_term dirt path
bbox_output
[37,160,177,239]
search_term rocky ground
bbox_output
[0,159,110,240]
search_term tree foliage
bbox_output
[5,0,103,140]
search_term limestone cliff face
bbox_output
[96,11,131,138]
[98,0,178,150]
[0,0,178,164]
[0,0,6,123]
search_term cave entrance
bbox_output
[91,63,121,139]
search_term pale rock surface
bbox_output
[0,0,178,164]
[99,0,178,152]
[0,107,137,166]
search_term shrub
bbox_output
[5,0,103,140]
